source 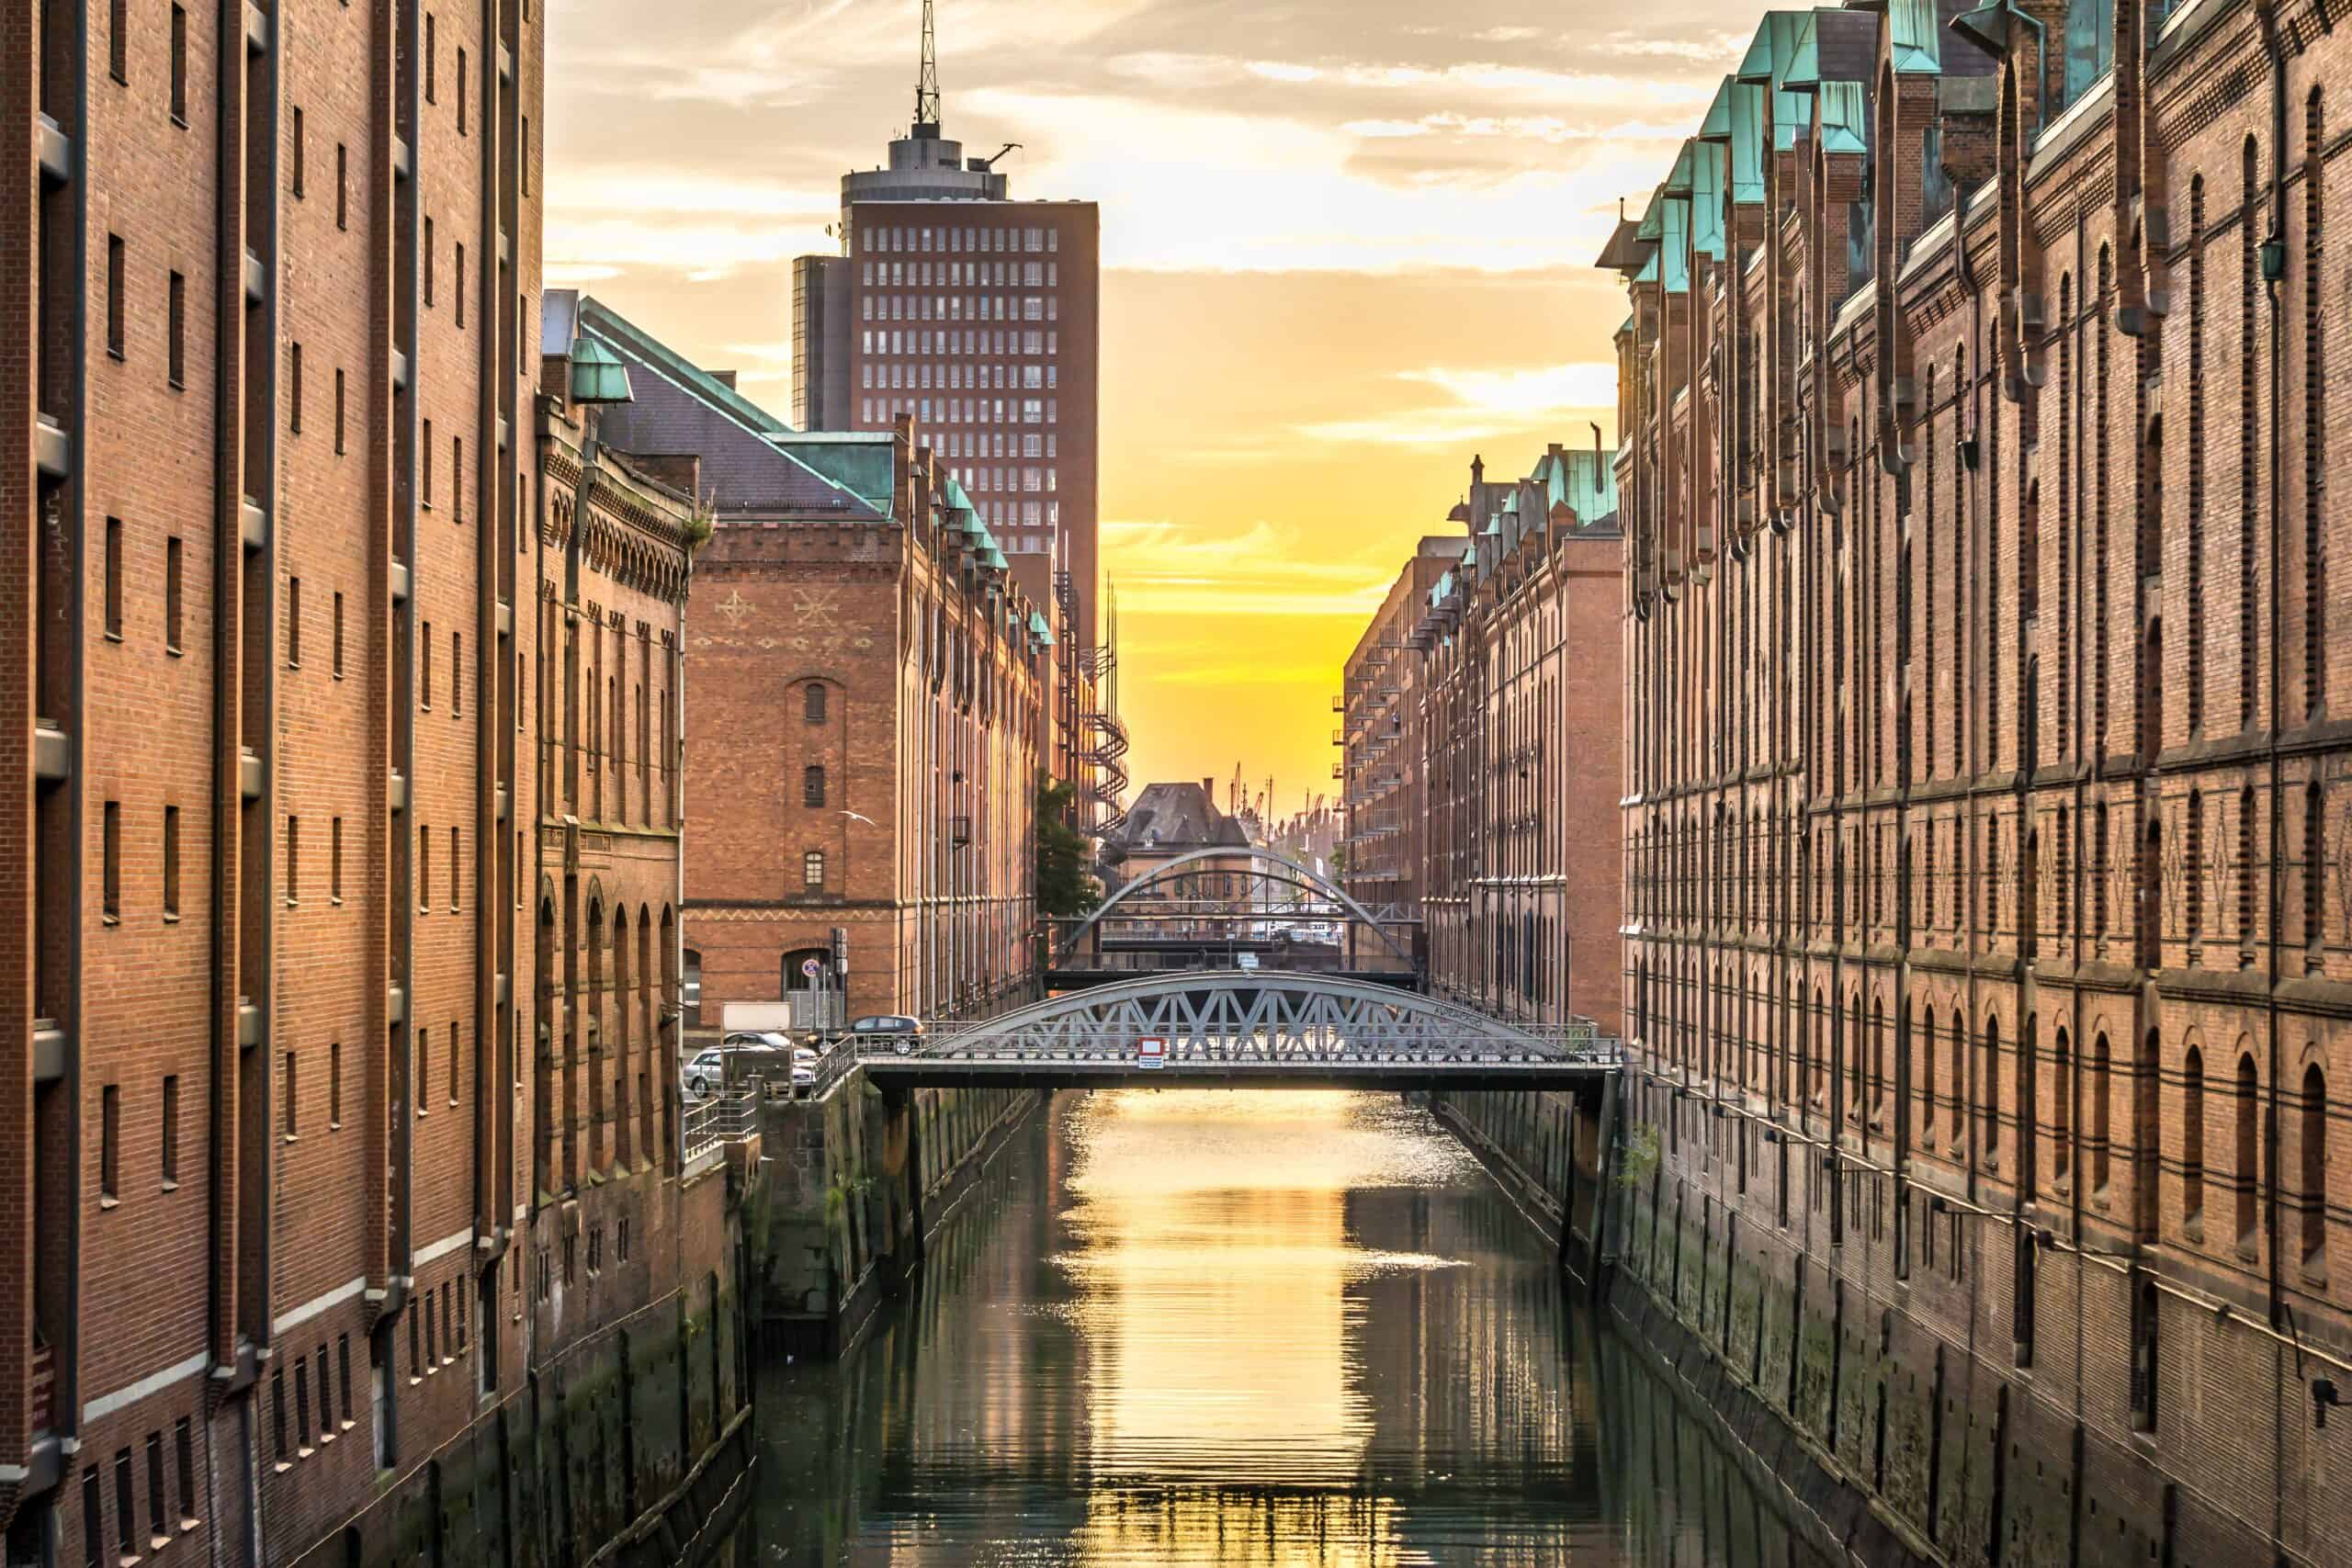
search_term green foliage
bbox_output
[1328,842,1349,877]
[1035,777,1102,919]
[1617,1123,1661,1190]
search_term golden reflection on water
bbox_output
[1059,1090,1472,1564]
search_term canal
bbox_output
[749,1089,1834,1566]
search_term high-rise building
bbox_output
[790,3,1102,653]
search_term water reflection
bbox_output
[753,1089,1828,1567]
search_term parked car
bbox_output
[722,1030,792,1052]
[681,1042,783,1100]
[847,1014,925,1054]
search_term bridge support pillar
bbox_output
[1589,1073,1623,1306]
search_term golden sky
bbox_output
[546,0,1745,814]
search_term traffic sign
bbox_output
[1136,1035,1167,1069]
[801,958,823,980]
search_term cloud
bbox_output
[1296,362,1620,447]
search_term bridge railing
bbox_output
[837,1025,1625,1068]
[681,1089,760,1163]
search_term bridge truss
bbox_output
[840,970,1622,1089]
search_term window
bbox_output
[101,1084,120,1201]
[330,1042,344,1127]
[2237,1053,2260,1246]
[415,1029,429,1119]
[452,630,461,713]
[2185,1045,2207,1225]
[334,368,345,454]
[421,618,432,706]
[291,106,305,197]
[83,1472,101,1568]
[424,13,436,100]
[315,1346,332,1431]
[103,801,120,921]
[332,592,345,676]
[803,765,826,807]
[521,117,531,195]
[289,343,302,432]
[114,1451,134,1558]
[448,1018,460,1103]
[284,1050,298,1139]
[104,517,123,637]
[457,48,468,134]
[337,1337,353,1426]
[455,246,465,328]
[107,235,125,357]
[167,271,185,387]
[165,537,183,650]
[331,817,343,903]
[805,682,827,724]
[109,0,127,79]
[287,576,301,665]
[170,6,187,120]
[174,1419,195,1519]
[161,1075,178,1186]
[422,420,434,505]
[336,143,347,229]
[804,851,825,890]
[163,806,179,918]
[2302,1063,2328,1267]
[418,823,430,909]
[424,220,435,307]
[448,826,459,912]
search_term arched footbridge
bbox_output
[835,970,1623,1091]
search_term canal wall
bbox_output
[751,1072,1037,1353]
[284,1144,761,1568]
[1440,1081,2334,1568]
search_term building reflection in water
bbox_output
[751,1090,1834,1568]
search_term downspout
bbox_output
[1957,201,1987,1214]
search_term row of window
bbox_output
[861,223,1060,256]
[79,1418,198,1568]
[861,284,1059,318]
[866,360,1057,395]
[858,397,1056,429]
[865,327,1057,360]
[105,0,191,127]
[96,804,473,922]
[268,1334,357,1469]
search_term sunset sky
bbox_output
[545,0,1740,817]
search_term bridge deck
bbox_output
[853,1046,1619,1091]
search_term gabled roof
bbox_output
[1817,80,1871,154]
[1890,0,1944,72]
[570,295,882,521]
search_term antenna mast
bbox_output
[914,0,942,131]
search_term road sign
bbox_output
[1136,1035,1167,1069]
[801,958,823,980]
[1236,953,1260,971]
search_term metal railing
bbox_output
[681,1090,759,1163]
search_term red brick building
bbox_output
[2,19,749,1568]
[582,299,1048,1026]
[1611,0,2351,1557]
[1339,541,1453,920]
[1410,448,1624,1032]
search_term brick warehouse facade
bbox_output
[1609,0,2351,1562]
[1339,539,1452,923]
[1410,446,1624,1032]
[4,11,750,1568]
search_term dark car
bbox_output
[849,1014,925,1053]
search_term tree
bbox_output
[1329,842,1350,878]
[1036,778,1102,919]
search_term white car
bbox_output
[681,1043,782,1099]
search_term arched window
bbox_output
[1871,997,1886,1112]
[803,765,826,807]
[2302,1062,2331,1268]
[2052,1027,2073,1183]
[2092,1033,2112,1193]
[2184,1044,2207,1226]
[1921,1006,1938,1142]
[2236,1051,2260,1246]
[805,682,828,724]
[1984,1016,2004,1158]
[1950,1015,1966,1152]
[803,851,825,891]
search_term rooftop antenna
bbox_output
[915,0,943,133]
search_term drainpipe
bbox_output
[1957,201,1987,1214]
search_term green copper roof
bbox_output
[568,336,634,405]
[983,545,1009,571]
[1659,196,1690,292]
[1736,12,1814,151]
[1536,447,1618,526]
[1890,0,1944,72]
[1027,610,1055,647]
[1784,12,1826,89]
[1690,140,1726,259]
[1726,81,1767,202]
[1817,80,1870,155]
[1635,184,1665,243]
[770,434,897,514]
[576,297,787,436]
[1664,141,1695,197]
[1700,77,1735,141]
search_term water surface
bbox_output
[753,1089,1826,1566]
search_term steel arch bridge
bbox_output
[1052,847,1414,964]
[842,970,1622,1090]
